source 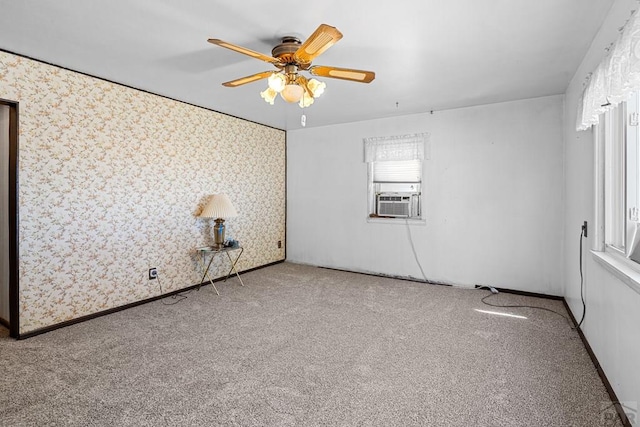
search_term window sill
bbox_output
[367,217,426,225]
[591,250,640,296]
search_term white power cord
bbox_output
[405,218,428,281]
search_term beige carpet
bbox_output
[0,262,622,426]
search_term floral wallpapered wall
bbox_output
[0,51,286,334]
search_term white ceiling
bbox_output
[0,0,613,130]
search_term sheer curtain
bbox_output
[577,9,640,131]
[363,133,429,162]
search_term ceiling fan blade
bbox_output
[208,39,281,65]
[222,71,274,87]
[309,66,375,83]
[294,24,343,65]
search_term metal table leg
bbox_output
[224,247,244,286]
[198,250,220,295]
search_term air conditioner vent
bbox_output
[379,195,408,202]
[376,192,420,218]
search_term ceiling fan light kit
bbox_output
[208,24,375,110]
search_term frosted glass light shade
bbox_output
[260,87,277,105]
[281,84,304,103]
[268,73,286,92]
[200,194,238,219]
[307,79,326,98]
[299,92,315,108]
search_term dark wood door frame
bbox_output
[1,98,19,338]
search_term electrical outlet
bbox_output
[148,268,158,280]
[582,221,588,238]
[277,240,282,248]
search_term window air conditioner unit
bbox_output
[376,192,420,218]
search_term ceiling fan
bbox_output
[208,24,375,108]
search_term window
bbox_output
[599,91,640,259]
[363,133,429,220]
[576,9,640,290]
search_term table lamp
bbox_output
[200,194,238,249]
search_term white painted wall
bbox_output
[0,105,9,323]
[564,0,640,422]
[288,95,564,295]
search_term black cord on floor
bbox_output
[157,275,189,305]
[477,228,588,331]
[480,291,573,327]
[577,228,587,328]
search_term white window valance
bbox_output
[576,9,640,131]
[363,133,430,162]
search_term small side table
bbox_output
[196,246,244,295]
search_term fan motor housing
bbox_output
[272,37,303,65]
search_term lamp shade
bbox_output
[260,87,277,105]
[268,73,286,92]
[281,84,304,103]
[200,194,238,219]
[307,78,326,98]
